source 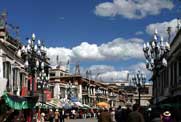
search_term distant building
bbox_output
[49,67,127,107]
[105,81,152,107]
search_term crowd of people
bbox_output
[1,103,181,122]
[97,104,180,122]
[34,107,99,122]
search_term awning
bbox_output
[2,92,38,110]
[46,98,62,108]
[36,102,55,109]
[81,104,91,109]
[74,102,83,107]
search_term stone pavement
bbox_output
[65,118,97,122]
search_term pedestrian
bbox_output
[125,107,132,122]
[49,109,54,122]
[110,108,116,122]
[59,109,65,122]
[54,109,60,122]
[97,109,102,121]
[127,104,145,122]
[160,111,175,122]
[61,109,65,122]
[71,109,76,119]
[98,108,112,122]
[41,113,45,122]
[35,108,41,122]
[115,105,124,122]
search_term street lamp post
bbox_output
[18,34,49,98]
[143,29,170,104]
[17,33,49,121]
[17,33,39,96]
[36,41,49,105]
[132,71,146,106]
[67,81,72,100]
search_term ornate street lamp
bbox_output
[17,33,49,97]
[132,71,146,106]
[143,29,170,104]
[66,81,73,100]
[36,41,50,104]
[35,40,50,104]
[17,33,49,121]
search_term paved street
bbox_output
[65,118,97,122]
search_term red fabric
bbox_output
[28,76,37,92]
[37,110,41,120]
[26,111,32,122]
[21,87,28,96]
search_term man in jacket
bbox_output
[127,104,145,122]
[98,108,112,122]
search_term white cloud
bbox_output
[128,62,151,77]
[82,62,151,82]
[72,42,105,60]
[99,38,144,60]
[46,47,72,66]
[88,65,115,74]
[146,18,179,41]
[80,65,115,80]
[95,0,174,19]
[47,38,145,66]
[100,70,129,82]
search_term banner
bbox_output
[2,92,38,110]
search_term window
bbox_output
[13,68,19,89]
[3,61,11,80]
[60,73,63,76]
[50,73,55,76]
[3,61,11,91]
[121,84,125,86]
[20,73,26,89]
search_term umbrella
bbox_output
[97,102,110,108]
[74,102,83,107]
[63,103,72,109]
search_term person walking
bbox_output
[49,109,54,122]
[35,108,41,122]
[59,109,65,122]
[54,109,60,122]
[127,104,145,122]
[40,113,45,122]
[160,111,175,122]
[98,108,112,122]
[110,108,116,122]
[61,109,65,122]
[115,106,124,122]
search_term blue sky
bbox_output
[0,0,180,82]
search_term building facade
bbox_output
[153,29,181,105]
[0,24,28,97]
